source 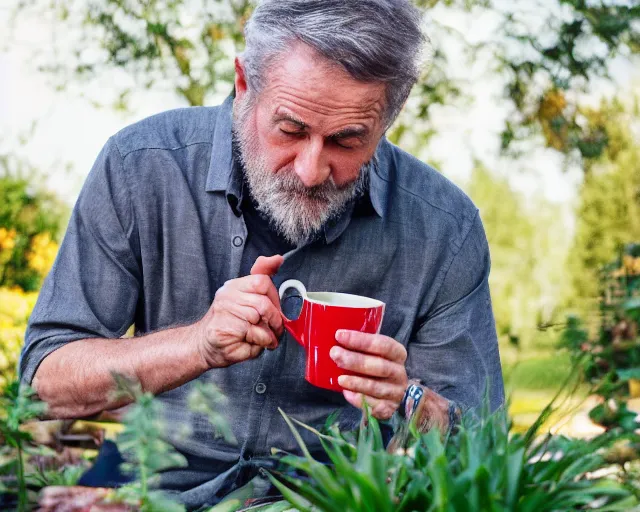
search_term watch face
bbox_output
[400,383,424,419]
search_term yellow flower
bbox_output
[0,227,17,251]
[207,24,225,41]
[0,287,38,385]
[538,89,567,121]
[26,233,59,278]
[537,89,570,151]
[620,256,640,276]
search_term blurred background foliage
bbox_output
[10,0,639,159]
[1,0,639,420]
[0,156,68,386]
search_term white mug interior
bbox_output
[279,279,384,309]
[303,291,384,309]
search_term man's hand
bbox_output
[196,255,284,369]
[330,331,408,420]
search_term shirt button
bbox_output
[232,236,244,247]
[255,382,267,394]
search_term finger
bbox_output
[338,375,405,403]
[250,255,284,277]
[255,319,279,350]
[216,300,262,326]
[248,344,265,359]
[225,341,265,364]
[246,322,279,349]
[342,390,397,420]
[335,331,407,364]
[236,292,283,334]
[233,275,282,314]
[214,299,278,348]
[216,286,282,332]
[330,346,405,382]
[215,299,281,344]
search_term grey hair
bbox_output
[241,0,429,127]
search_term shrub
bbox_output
[0,173,67,292]
[0,288,38,386]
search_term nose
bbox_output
[293,136,331,188]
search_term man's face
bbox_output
[233,43,387,245]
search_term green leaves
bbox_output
[0,171,68,293]
[624,297,640,313]
[0,382,46,436]
[188,381,236,444]
[0,381,47,511]
[616,368,640,382]
[269,401,638,512]
[113,375,237,511]
[112,374,187,511]
[267,406,403,512]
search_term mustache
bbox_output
[270,168,341,201]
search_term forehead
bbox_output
[258,43,386,127]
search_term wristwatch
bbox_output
[398,380,425,420]
[398,379,460,435]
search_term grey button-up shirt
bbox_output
[20,96,503,505]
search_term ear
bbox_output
[234,56,248,101]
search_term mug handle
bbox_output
[278,280,307,347]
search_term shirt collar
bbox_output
[205,95,239,195]
[205,94,391,221]
[368,137,391,218]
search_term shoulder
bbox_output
[375,139,480,252]
[111,105,222,158]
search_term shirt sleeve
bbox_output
[406,211,504,412]
[19,137,142,385]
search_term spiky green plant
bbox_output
[261,400,639,512]
[188,380,236,445]
[111,374,188,512]
[0,381,47,512]
[26,463,86,489]
[113,374,237,511]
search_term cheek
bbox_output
[329,152,370,186]
[251,122,296,171]
[262,136,299,171]
[252,106,295,171]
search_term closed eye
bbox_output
[329,136,362,149]
[280,129,306,138]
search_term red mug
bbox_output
[278,279,385,392]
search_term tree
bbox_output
[493,0,640,161]
[11,0,639,163]
[567,97,640,313]
[466,165,570,348]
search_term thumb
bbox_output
[250,254,284,277]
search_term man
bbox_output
[20,0,503,508]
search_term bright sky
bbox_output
[0,3,637,216]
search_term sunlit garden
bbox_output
[1,0,640,510]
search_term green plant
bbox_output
[560,244,640,431]
[26,463,86,489]
[112,375,236,511]
[188,380,237,445]
[257,399,638,512]
[0,381,47,512]
[110,374,188,512]
[0,288,38,386]
[0,172,68,292]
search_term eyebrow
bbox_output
[329,127,368,140]
[273,113,369,141]
[273,113,308,130]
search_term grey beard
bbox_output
[232,102,372,246]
